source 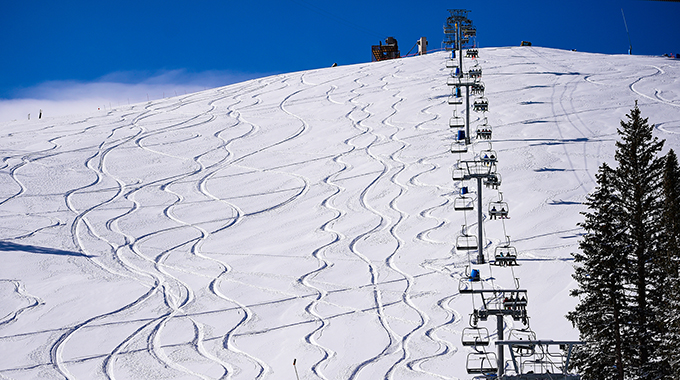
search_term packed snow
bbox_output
[1,46,679,380]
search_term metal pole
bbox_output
[497,315,504,377]
[466,80,471,145]
[458,22,463,77]
[477,177,484,264]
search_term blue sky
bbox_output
[1,0,678,118]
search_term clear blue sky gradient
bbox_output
[1,0,678,99]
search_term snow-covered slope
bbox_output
[1,47,679,380]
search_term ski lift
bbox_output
[489,193,509,220]
[449,111,465,129]
[473,97,489,112]
[466,49,479,58]
[451,140,468,154]
[456,225,478,251]
[452,166,467,181]
[479,148,497,165]
[448,87,463,105]
[470,81,485,96]
[483,172,501,189]
[445,59,458,69]
[466,352,498,374]
[447,76,462,87]
[493,244,518,267]
[457,234,478,251]
[476,122,492,140]
[454,195,474,211]
[462,326,490,346]
[503,294,528,311]
[508,328,537,356]
[468,67,482,79]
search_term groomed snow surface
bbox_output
[1,47,679,380]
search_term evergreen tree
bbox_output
[568,163,627,380]
[612,101,665,379]
[659,149,680,378]
[569,102,668,379]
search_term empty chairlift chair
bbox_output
[447,76,463,87]
[508,327,537,356]
[466,352,498,375]
[451,129,468,154]
[462,326,490,347]
[448,87,463,105]
[446,59,458,69]
[449,110,465,129]
[452,165,467,181]
[456,225,478,251]
[454,187,474,211]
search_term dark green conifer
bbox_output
[659,149,680,379]
[568,164,626,380]
[569,102,669,379]
[613,101,665,379]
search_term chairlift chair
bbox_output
[449,116,465,129]
[466,49,479,59]
[466,352,498,374]
[493,244,518,267]
[470,82,485,96]
[488,201,509,219]
[483,172,502,189]
[449,111,465,129]
[462,326,490,346]
[451,140,468,154]
[452,167,467,181]
[468,68,482,79]
[489,193,509,220]
[473,97,489,112]
[447,76,462,87]
[508,328,537,357]
[476,125,492,140]
[454,195,474,211]
[456,229,478,250]
[479,149,497,165]
[448,88,463,105]
[445,59,458,69]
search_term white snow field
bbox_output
[1,46,679,380]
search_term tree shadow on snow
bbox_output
[0,241,95,258]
